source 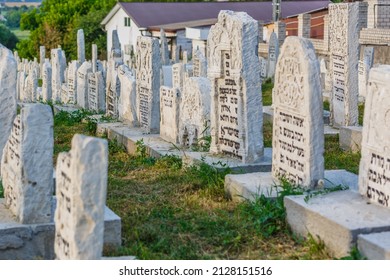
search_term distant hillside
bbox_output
[1,1,42,8]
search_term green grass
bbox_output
[11,28,30,41]
[262,79,273,106]
[0,181,3,199]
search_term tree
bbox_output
[0,24,19,50]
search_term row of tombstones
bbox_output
[1,45,109,259]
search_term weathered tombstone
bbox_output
[42,59,52,102]
[17,71,26,101]
[77,29,85,64]
[208,11,263,163]
[160,86,180,143]
[88,71,105,112]
[359,65,390,207]
[76,61,92,108]
[160,29,170,65]
[267,32,279,79]
[0,44,17,169]
[329,3,361,127]
[179,77,211,147]
[51,48,66,102]
[192,49,207,78]
[136,36,161,133]
[274,21,286,46]
[358,46,374,101]
[25,69,38,102]
[39,46,45,78]
[54,134,108,259]
[272,36,324,188]
[66,61,79,104]
[118,64,137,126]
[1,104,53,224]
[259,56,267,81]
[172,63,184,92]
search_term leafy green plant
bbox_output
[0,181,4,198]
[339,246,366,260]
[304,184,349,203]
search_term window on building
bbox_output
[124,17,131,27]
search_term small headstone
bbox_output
[54,134,108,259]
[136,36,161,133]
[1,104,54,224]
[76,61,92,109]
[77,29,85,64]
[272,36,324,188]
[160,86,180,143]
[118,65,137,126]
[208,11,263,163]
[267,32,279,78]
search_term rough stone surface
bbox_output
[160,86,180,143]
[41,59,52,102]
[118,65,137,126]
[339,126,362,152]
[329,3,361,127]
[1,104,53,224]
[285,190,390,258]
[358,231,390,260]
[359,65,390,208]
[136,36,161,133]
[267,32,279,78]
[54,134,108,260]
[208,11,263,163]
[0,44,17,170]
[76,61,92,109]
[272,36,324,188]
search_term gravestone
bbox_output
[0,44,17,169]
[208,11,263,163]
[329,3,361,127]
[160,86,180,143]
[172,63,184,92]
[118,64,137,126]
[359,65,390,208]
[272,36,324,188]
[42,59,52,102]
[17,71,26,102]
[88,71,105,112]
[66,61,79,104]
[192,50,207,78]
[1,104,53,224]
[25,69,38,102]
[358,46,374,100]
[77,29,85,64]
[54,134,108,259]
[259,56,267,81]
[51,48,66,102]
[267,32,279,79]
[39,46,45,78]
[76,61,92,109]
[136,36,161,133]
[179,77,211,147]
[160,29,170,66]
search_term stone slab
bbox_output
[183,148,272,173]
[263,106,331,126]
[225,169,358,202]
[0,198,121,260]
[339,126,362,152]
[358,231,390,260]
[53,104,79,115]
[285,190,390,258]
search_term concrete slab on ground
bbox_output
[358,232,390,260]
[339,126,362,153]
[225,169,358,202]
[285,190,390,258]
[53,104,79,115]
[0,198,121,260]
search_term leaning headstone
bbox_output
[192,50,207,78]
[0,44,17,169]
[358,46,374,101]
[208,11,263,163]
[76,61,92,108]
[54,134,108,259]
[77,29,85,64]
[160,86,180,143]
[272,36,324,188]
[329,3,361,127]
[1,104,53,224]
[42,59,52,102]
[118,64,137,126]
[136,36,161,133]
[51,48,66,102]
[359,65,390,207]
[267,32,279,79]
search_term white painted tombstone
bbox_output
[54,134,108,259]
[179,77,211,147]
[118,64,137,126]
[329,3,360,127]
[160,86,180,143]
[42,59,52,102]
[160,29,170,66]
[136,36,161,133]
[1,104,53,224]
[76,61,92,108]
[359,65,390,208]
[66,61,79,104]
[358,46,375,101]
[267,32,279,79]
[192,49,207,78]
[208,11,263,163]
[259,56,267,81]
[272,36,324,188]
[51,48,66,102]
[0,44,17,169]
[77,29,85,64]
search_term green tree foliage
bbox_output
[0,24,19,50]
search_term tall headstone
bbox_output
[118,65,137,126]
[329,3,361,127]
[66,61,79,104]
[208,11,263,163]
[272,36,324,188]
[274,21,286,46]
[267,32,279,79]
[88,71,105,112]
[25,69,38,102]
[160,86,180,143]
[51,48,66,102]
[1,104,53,224]
[42,59,52,102]
[0,44,17,169]
[17,71,26,102]
[54,134,108,259]
[77,29,85,64]
[76,61,92,108]
[136,36,161,133]
[358,46,375,100]
[39,46,45,78]
[160,29,170,66]
[359,65,390,208]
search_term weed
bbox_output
[0,181,3,198]
[339,246,366,260]
[304,184,349,203]
[305,234,331,259]
[135,139,147,159]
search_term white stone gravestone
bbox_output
[118,64,137,126]
[160,86,180,143]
